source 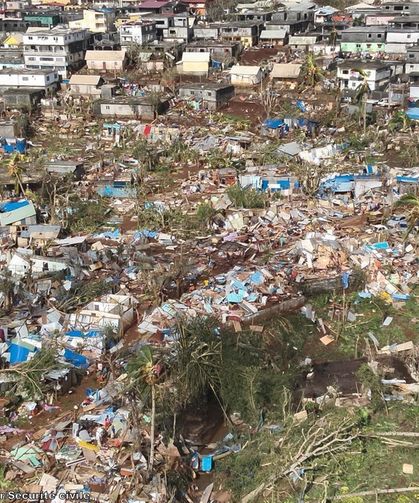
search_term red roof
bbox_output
[139,0,170,7]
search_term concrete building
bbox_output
[259,28,288,46]
[160,13,194,42]
[0,68,59,92]
[386,16,419,54]
[337,60,400,91]
[215,22,262,48]
[406,44,419,74]
[178,51,210,75]
[184,41,241,61]
[93,96,169,119]
[23,27,90,78]
[340,26,387,53]
[68,9,115,33]
[85,50,127,71]
[118,21,157,46]
[178,83,234,110]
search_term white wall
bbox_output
[0,70,58,88]
[410,84,419,99]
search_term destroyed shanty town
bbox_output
[0,0,418,502]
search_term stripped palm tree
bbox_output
[127,346,162,473]
[353,68,370,133]
[300,52,324,90]
[7,153,25,195]
[394,193,419,239]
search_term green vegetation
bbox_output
[308,290,419,359]
[227,185,268,209]
[66,196,110,234]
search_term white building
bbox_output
[8,253,71,277]
[118,21,157,46]
[67,293,137,334]
[230,65,263,86]
[0,68,59,92]
[68,9,115,33]
[23,27,90,78]
[337,61,398,91]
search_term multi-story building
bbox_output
[406,44,419,73]
[340,26,387,53]
[161,13,193,42]
[337,60,402,91]
[386,16,419,54]
[68,9,115,33]
[23,27,91,78]
[118,21,157,45]
[212,21,263,48]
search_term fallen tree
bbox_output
[241,416,360,503]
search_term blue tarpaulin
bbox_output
[263,118,285,129]
[63,348,89,368]
[8,343,32,365]
[134,229,158,239]
[66,330,102,338]
[296,100,307,113]
[200,455,213,472]
[97,186,135,198]
[396,176,418,184]
[93,229,120,239]
[3,139,27,154]
[406,108,419,120]
[341,272,350,289]
[0,199,30,213]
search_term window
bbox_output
[46,76,50,81]
[368,33,372,38]
[407,34,411,39]
[377,34,382,38]
[409,53,414,58]
[22,76,29,81]
[366,43,371,48]
[342,69,348,74]
[356,43,361,48]
[105,105,110,109]
[28,36,33,40]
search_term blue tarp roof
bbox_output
[8,343,33,365]
[406,108,419,120]
[263,118,285,129]
[396,176,418,184]
[97,186,136,198]
[0,199,30,213]
[63,348,89,368]
[66,330,103,338]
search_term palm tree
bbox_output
[7,153,25,195]
[174,317,232,425]
[300,52,324,90]
[394,194,419,239]
[353,68,370,133]
[127,346,161,473]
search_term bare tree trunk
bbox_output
[149,383,155,473]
